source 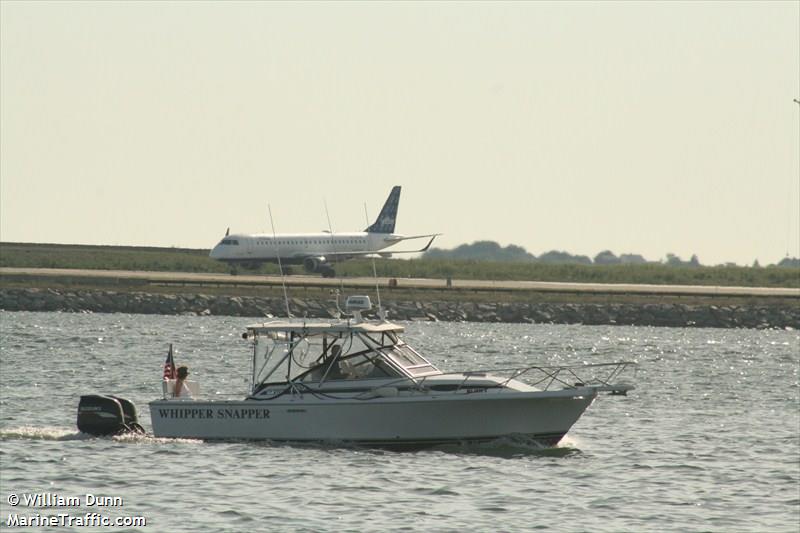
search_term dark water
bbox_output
[1,311,798,532]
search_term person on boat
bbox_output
[325,345,350,380]
[330,344,342,360]
[174,366,192,398]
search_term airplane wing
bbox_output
[380,233,442,244]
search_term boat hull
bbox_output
[148,388,596,448]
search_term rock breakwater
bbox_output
[1,288,798,329]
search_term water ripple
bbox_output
[1,311,798,532]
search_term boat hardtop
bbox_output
[246,320,405,335]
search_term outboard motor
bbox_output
[77,395,145,436]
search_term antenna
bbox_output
[792,99,800,258]
[364,203,385,320]
[268,204,292,318]
[324,199,338,272]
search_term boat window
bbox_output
[294,334,405,382]
[254,334,318,385]
[343,353,397,379]
[385,345,439,377]
[254,337,291,385]
[387,345,425,366]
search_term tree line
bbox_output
[422,240,800,268]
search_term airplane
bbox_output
[209,186,439,277]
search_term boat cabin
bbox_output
[244,319,442,394]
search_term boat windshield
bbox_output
[298,351,398,382]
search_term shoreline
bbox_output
[2,268,798,329]
[2,286,797,329]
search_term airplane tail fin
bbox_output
[365,186,401,234]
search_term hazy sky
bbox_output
[2,1,798,265]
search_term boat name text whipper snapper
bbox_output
[157,408,271,420]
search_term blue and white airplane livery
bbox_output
[209,186,438,277]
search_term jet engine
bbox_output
[303,257,336,278]
[303,257,327,273]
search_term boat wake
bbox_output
[1,425,583,457]
[0,426,201,445]
[0,426,90,441]
[184,435,583,457]
[110,433,203,445]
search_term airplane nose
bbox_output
[209,246,219,259]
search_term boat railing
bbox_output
[404,361,638,395]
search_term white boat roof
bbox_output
[245,320,405,335]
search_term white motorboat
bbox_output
[146,296,636,448]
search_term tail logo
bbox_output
[365,186,401,234]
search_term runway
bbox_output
[2,267,798,298]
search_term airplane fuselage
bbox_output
[209,232,402,265]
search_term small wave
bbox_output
[217,509,255,520]
[431,434,582,458]
[411,485,460,496]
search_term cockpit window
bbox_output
[221,239,239,245]
[253,331,439,390]
[299,352,397,382]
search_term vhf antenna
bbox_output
[324,199,337,263]
[268,204,292,318]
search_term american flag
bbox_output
[163,344,176,380]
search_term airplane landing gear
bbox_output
[321,266,336,278]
